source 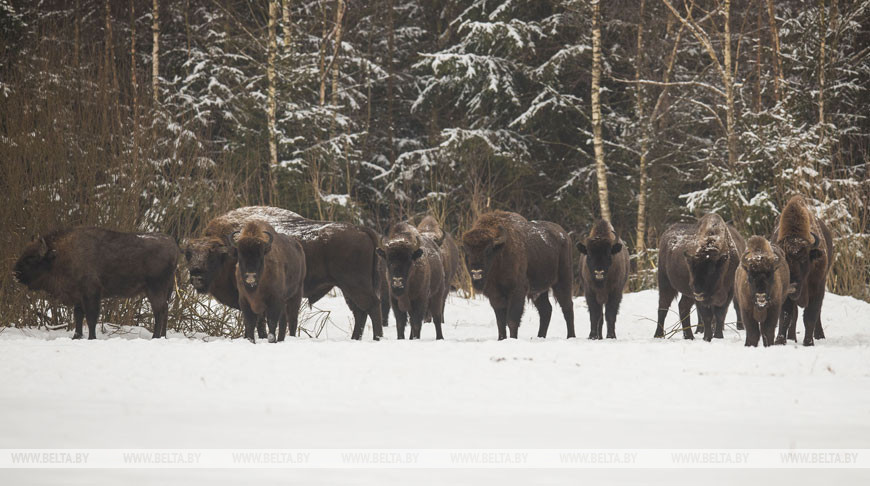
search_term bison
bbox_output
[735,236,795,347]
[13,227,179,340]
[184,206,383,340]
[461,211,575,340]
[577,219,629,339]
[377,222,448,339]
[417,215,462,290]
[654,213,745,342]
[771,195,833,346]
[230,220,305,343]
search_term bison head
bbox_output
[232,230,273,290]
[376,235,423,296]
[461,225,506,291]
[683,245,730,303]
[740,244,781,309]
[13,237,55,289]
[577,237,622,286]
[778,233,823,300]
[183,236,231,293]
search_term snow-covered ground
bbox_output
[2,290,869,484]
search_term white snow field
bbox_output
[2,290,870,485]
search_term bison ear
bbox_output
[376,247,386,259]
[263,232,274,254]
[810,232,820,249]
[576,241,587,254]
[611,241,623,255]
[809,248,823,260]
[412,248,424,260]
[787,282,798,295]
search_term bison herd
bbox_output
[13,195,834,347]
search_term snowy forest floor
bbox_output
[2,290,870,484]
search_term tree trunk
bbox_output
[265,0,278,204]
[283,0,292,53]
[318,2,329,106]
[105,0,122,131]
[724,2,735,162]
[386,0,396,165]
[634,0,648,255]
[74,0,80,68]
[766,0,783,104]
[755,1,763,112]
[330,0,345,110]
[152,0,159,106]
[818,0,827,137]
[130,0,139,167]
[591,0,610,221]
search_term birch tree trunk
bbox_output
[266,0,279,204]
[634,0,648,255]
[152,0,159,106]
[105,0,122,131]
[591,0,611,221]
[386,0,396,165]
[755,2,763,112]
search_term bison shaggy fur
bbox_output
[577,219,629,339]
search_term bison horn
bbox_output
[810,233,820,249]
[37,237,48,258]
[265,231,274,245]
[493,225,507,247]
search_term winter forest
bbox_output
[1,0,869,333]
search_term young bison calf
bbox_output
[377,223,447,339]
[13,227,179,339]
[735,236,795,347]
[462,211,575,340]
[577,220,629,339]
[230,220,306,343]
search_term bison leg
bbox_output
[694,307,704,335]
[552,281,576,339]
[698,305,715,342]
[392,298,407,340]
[605,292,622,339]
[145,284,170,339]
[533,293,552,339]
[655,282,677,338]
[776,299,797,345]
[256,318,268,340]
[761,308,779,347]
[587,297,603,340]
[713,304,728,339]
[743,314,760,347]
[72,304,85,340]
[83,294,101,340]
[506,292,525,339]
[733,298,744,331]
[285,292,302,339]
[802,297,824,347]
[678,295,695,340]
[433,310,444,341]
[240,300,257,343]
[493,306,508,341]
[814,311,826,339]
[343,289,383,341]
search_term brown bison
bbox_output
[184,206,383,340]
[735,236,795,347]
[377,222,448,339]
[461,211,575,340]
[771,195,833,346]
[230,220,306,343]
[13,227,179,340]
[654,213,745,342]
[417,215,462,290]
[577,219,629,339]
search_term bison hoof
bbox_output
[654,329,664,338]
[803,338,815,347]
[567,332,576,339]
[72,333,83,340]
[736,322,745,331]
[683,332,694,340]
[87,334,97,340]
[714,332,724,339]
[606,333,616,339]
[814,328,826,339]
[774,335,787,345]
[267,333,276,344]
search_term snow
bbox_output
[2,290,869,483]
